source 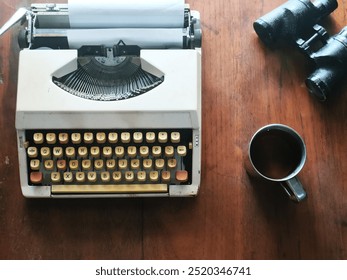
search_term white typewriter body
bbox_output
[1,0,202,198]
[16,49,201,130]
[16,49,201,198]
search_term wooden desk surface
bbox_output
[0,0,346,260]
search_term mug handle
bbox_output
[280,177,307,202]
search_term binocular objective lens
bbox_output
[253,20,276,47]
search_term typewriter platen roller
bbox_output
[18,1,201,50]
[1,0,202,198]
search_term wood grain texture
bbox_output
[0,0,346,260]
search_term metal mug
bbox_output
[245,124,307,202]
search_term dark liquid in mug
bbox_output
[250,129,303,179]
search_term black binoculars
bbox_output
[253,0,347,101]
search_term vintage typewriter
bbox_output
[0,0,202,198]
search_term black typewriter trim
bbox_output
[31,36,69,49]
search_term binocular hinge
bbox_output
[296,25,329,57]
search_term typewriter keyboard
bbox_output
[24,129,193,194]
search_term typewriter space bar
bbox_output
[52,184,168,194]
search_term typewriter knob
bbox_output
[18,29,29,49]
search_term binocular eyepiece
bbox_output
[253,0,347,101]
